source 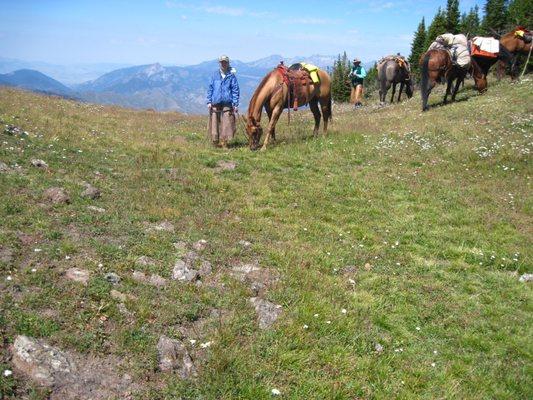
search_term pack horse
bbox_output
[244,62,332,151]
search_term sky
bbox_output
[0,0,486,66]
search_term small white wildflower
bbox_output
[6,276,12,281]
[34,248,42,252]
[416,327,421,331]
[348,278,355,284]
[396,262,401,266]
[433,350,438,354]
[313,313,319,318]
[341,309,347,314]
[31,268,37,273]
[3,369,12,377]
[65,255,71,260]
[326,320,331,324]
[431,362,436,367]
[271,388,281,396]
[98,263,103,267]
[303,324,309,329]
[200,341,212,348]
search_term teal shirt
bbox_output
[349,65,367,85]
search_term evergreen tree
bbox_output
[409,17,427,76]
[446,0,461,33]
[425,8,448,49]
[460,6,481,36]
[331,52,351,102]
[482,0,509,34]
[507,0,533,29]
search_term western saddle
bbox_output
[276,62,318,111]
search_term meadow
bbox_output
[0,78,531,399]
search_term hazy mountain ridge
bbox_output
[0,55,371,114]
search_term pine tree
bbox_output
[507,0,533,29]
[446,0,461,33]
[425,8,448,49]
[482,0,509,35]
[460,6,481,36]
[331,52,351,102]
[409,18,427,76]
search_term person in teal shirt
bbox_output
[349,58,367,108]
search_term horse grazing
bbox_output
[420,49,468,111]
[377,57,414,104]
[244,63,332,151]
[497,27,532,79]
[471,43,513,92]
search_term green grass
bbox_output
[0,79,531,399]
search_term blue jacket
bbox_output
[206,69,240,107]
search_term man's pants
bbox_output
[209,105,236,144]
[350,85,364,104]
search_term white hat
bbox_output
[218,55,229,62]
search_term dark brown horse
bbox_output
[420,49,468,111]
[244,64,332,150]
[471,43,513,92]
[497,27,532,79]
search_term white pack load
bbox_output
[472,37,500,54]
[428,33,471,68]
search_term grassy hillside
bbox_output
[0,80,531,399]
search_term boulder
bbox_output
[249,298,282,329]
[44,187,70,204]
[157,335,197,378]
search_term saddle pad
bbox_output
[473,37,499,54]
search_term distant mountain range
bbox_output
[0,55,374,114]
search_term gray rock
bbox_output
[87,205,106,213]
[135,256,157,267]
[11,335,75,386]
[192,239,208,251]
[199,260,212,277]
[65,268,90,285]
[10,335,136,399]
[44,187,70,204]
[81,184,101,199]
[132,271,147,283]
[172,259,199,282]
[104,272,121,285]
[173,241,187,251]
[30,159,48,169]
[238,240,252,248]
[249,297,282,329]
[110,290,136,302]
[147,220,175,233]
[375,343,384,353]
[157,335,197,378]
[0,161,10,173]
[519,273,533,282]
[149,274,168,288]
[215,160,237,171]
[0,246,14,264]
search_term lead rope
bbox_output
[519,44,532,80]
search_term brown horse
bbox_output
[244,64,332,151]
[497,27,532,78]
[471,43,513,91]
[420,49,467,111]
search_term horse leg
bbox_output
[261,105,283,151]
[398,82,404,102]
[309,99,321,137]
[390,83,396,103]
[451,75,462,101]
[379,79,387,104]
[443,76,453,104]
[318,96,331,134]
[265,104,276,141]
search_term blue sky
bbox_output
[0,0,485,65]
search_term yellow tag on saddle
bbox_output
[300,63,320,84]
[515,30,525,38]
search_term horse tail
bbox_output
[420,52,431,111]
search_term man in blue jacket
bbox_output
[206,55,240,148]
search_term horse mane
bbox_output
[248,69,276,121]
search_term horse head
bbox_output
[405,77,414,98]
[245,116,263,150]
